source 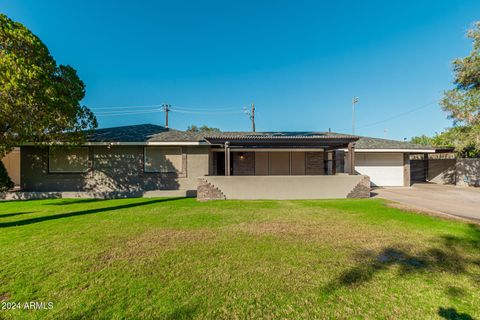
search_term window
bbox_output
[49,147,89,173]
[144,147,183,173]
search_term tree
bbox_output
[440,22,480,155]
[186,125,221,133]
[0,161,13,191]
[0,14,97,159]
[410,135,435,146]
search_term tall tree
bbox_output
[0,14,97,159]
[440,22,480,153]
[410,135,435,146]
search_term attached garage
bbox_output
[355,153,405,187]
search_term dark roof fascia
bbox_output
[204,134,358,140]
[433,146,455,153]
[204,136,358,148]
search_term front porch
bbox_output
[211,149,349,177]
[198,133,370,200]
[206,133,359,177]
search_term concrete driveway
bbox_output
[373,183,480,222]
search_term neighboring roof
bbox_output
[354,136,435,150]
[86,124,437,151]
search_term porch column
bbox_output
[331,151,337,175]
[348,142,356,175]
[423,152,429,182]
[323,151,328,175]
[225,142,231,176]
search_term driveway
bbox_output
[373,183,480,222]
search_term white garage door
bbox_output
[355,153,404,187]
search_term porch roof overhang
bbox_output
[204,135,359,149]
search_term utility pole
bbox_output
[162,103,171,128]
[352,97,359,135]
[244,102,256,132]
[251,102,255,132]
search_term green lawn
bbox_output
[0,197,479,319]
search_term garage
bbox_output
[355,152,404,187]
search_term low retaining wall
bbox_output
[0,190,196,201]
[197,175,370,200]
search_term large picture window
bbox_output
[49,147,89,173]
[144,147,183,173]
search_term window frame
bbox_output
[48,147,90,174]
[143,146,184,174]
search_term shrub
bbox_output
[0,161,14,191]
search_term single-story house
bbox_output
[15,124,437,200]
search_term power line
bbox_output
[94,108,244,117]
[96,109,161,116]
[334,100,439,132]
[170,109,244,115]
[90,104,246,115]
[172,105,245,111]
[90,104,163,110]
[357,100,439,129]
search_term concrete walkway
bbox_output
[373,183,480,222]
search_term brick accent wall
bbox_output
[233,152,255,176]
[347,176,371,198]
[305,152,325,175]
[197,178,226,201]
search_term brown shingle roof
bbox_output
[87,124,203,142]
[87,124,435,150]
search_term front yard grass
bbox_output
[0,197,479,319]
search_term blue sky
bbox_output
[3,0,480,139]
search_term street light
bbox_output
[352,97,359,135]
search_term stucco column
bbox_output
[348,142,356,175]
[404,153,411,186]
[225,142,230,176]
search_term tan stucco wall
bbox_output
[202,175,369,200]
[1,148,20,186]
[21,145,209,193]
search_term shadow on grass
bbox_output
[325,224,480,291]
[0,198,184,228]
[0,212,33,219]
[438,307,474,320]
[165,304,199,320]
[46,199,103,206]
